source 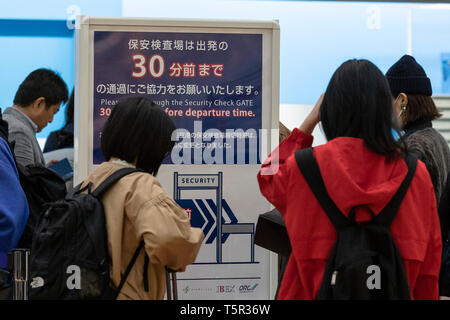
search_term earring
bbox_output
[401,104,406,112]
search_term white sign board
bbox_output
[75,16,279,299]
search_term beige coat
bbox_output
[81,160,204,300]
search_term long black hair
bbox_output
[101,96,176,176]
[320,59,407,160]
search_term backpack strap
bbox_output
[373,154,417,227]
[143,254,149,292]
[80,168,139,261]
[295,148,351,230]
[91,167,140,198]
[295,148,418,229]
[89,167,150,298]
[114,241,145,299]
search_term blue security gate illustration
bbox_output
[174,172,255,264]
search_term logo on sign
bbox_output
[239,283,259,293]
[216,285,235,293]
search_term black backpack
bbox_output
[28,167,149,300]
[295,148,416,300]
[16,163,67,249]
[1,109,68,249]
[1,131,67,249]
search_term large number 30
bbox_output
[131,54,165,78]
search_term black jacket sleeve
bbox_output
[438,171,450,245]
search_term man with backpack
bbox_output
[0,109,29,298]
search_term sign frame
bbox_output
[75,15,280,299]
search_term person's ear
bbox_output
[32,97,46,110]
[397,93,409,125]
[398,93,408,107]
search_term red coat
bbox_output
[257,129,442,300]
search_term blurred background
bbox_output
[1,0,449,147]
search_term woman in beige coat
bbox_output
[82,97,204,300]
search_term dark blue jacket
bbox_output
[0,117,29,269]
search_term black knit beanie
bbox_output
[386,55,432,97]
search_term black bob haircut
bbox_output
[14,68,69,108]
[101,96,176,176]
[320,59,407,160]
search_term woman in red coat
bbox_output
[258,59,442,300]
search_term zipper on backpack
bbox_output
[331,271,338,286]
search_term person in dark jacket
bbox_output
[438,170,450,298]
[0,108,29,296]
[43,89,74,153]
[386,55,450,205]
[43,89,74,191]
[258,59,441,300]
